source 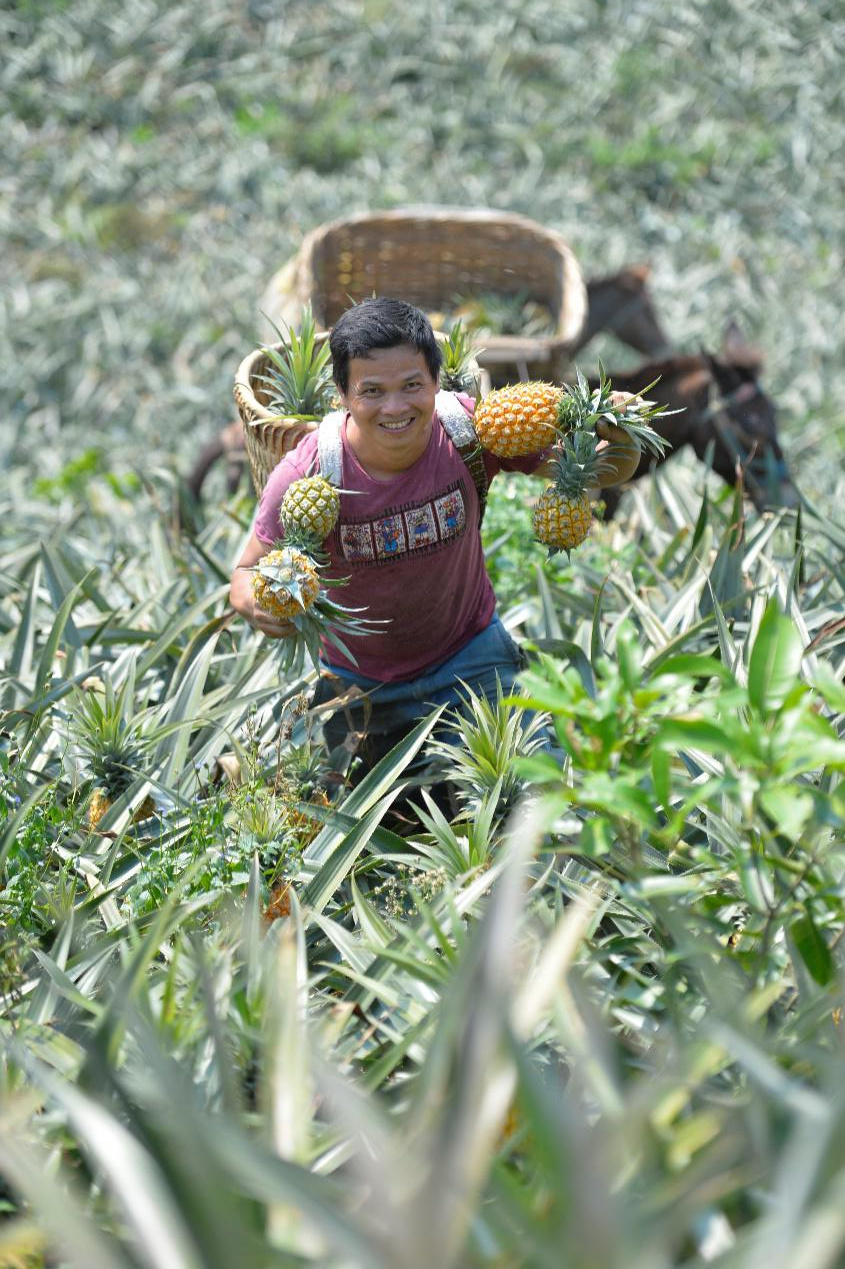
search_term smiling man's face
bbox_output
[340,344,438,478]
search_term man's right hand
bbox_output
[229,532,299,640]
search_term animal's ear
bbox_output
[622,263,651,285]
[722,320,764,371]
[701,348,741,392]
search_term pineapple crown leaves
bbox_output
[558,362,676,460]
[278,520,331,560]
[64,676,187,792]
[549,428,602,481]
[440,319,485,373]
[257,303,335,420]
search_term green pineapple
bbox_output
[280,474,340,545]
[260,303,336,420]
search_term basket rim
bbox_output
[292,207,586,346]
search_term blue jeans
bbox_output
[314,616,526,766]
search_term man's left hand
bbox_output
[594,392,643,487]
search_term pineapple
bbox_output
[255,471,377,671]
[260,303,336,419]
[280,475,340,544]
[474,366,673,463]
[532,431,602,555]
[251,546,321,621]
[437,321,483,398]
[474,381,567,457]
[251,543,381,671]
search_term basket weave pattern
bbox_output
[261,208,585,344]
[233,345,323,496]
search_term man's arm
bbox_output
[229,531,297,639]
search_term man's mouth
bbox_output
[379,417,414,432]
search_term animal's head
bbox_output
[583,264,673,358]
[702,325,798,511]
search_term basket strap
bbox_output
[435,390,489,525]
[316,411,346,487]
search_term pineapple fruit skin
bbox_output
[474,382,563,458]
[87,790,156,829]
[280,475,339,541]
[532,486,593,553]
[87,788,111,830]
[251,547,321,620]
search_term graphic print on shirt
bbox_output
[338,480,467,567]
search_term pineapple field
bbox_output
[2,0,845,1265]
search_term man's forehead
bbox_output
[348,347,431,384]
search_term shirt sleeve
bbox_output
[253,433,320,544]
[482,446,553,480]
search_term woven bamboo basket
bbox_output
[233,330,482,497]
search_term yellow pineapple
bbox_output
[88,789,156,830]
[473,381,567,457]
[532,431,602,555]
[474,367,673,462]
[251,547,321,620]
[280,475,340,543]
[250,543,380,670]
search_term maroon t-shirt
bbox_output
[254,401,545,681]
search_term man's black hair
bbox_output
[329,296,442,394]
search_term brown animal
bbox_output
[598,327,798,518]
[573,264,673,358]
[187,266,672,500]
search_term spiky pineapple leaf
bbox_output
[258,304,335,419]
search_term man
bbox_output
[229,297,639,773]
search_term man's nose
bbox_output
[381,393,407,416]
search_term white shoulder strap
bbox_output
[435,390,477,446]
[316,411,345,486]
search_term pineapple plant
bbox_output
[69,679,158,830]
[437,320,483,397]
[259,303,337,420]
